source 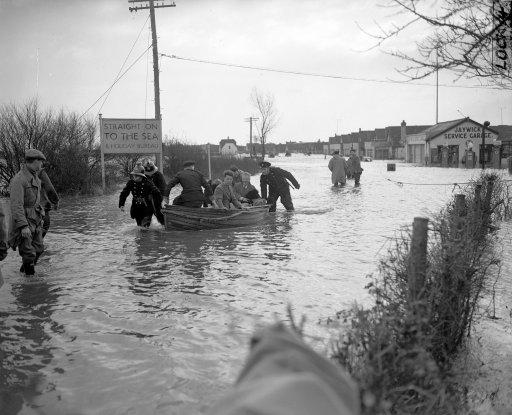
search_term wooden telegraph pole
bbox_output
[129,0,175,170]
[244,116,259,158]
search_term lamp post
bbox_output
[481,121,490,170]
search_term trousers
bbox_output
[268,188,294,212]
[19,226,44,266]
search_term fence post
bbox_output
[409,217,429,303]
[482,176,496,235]
[452,194,467,241]
[474,182,482,211]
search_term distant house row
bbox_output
[325,118,512,167]
[208,118,512,168]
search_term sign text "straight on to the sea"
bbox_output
[100,118,162,154]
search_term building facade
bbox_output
[219,138,238,156]
[405,118,502,167]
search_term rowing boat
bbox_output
[161,205,270,230]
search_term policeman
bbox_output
[9,149,46,276]
[259,161,300,212]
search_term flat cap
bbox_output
[25,149,46,161]
[259,161,271,168]
[183,160,195,167]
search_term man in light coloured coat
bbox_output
[9,149,46,276]
[328,150,347,186]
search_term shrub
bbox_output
[330,174,508,414]
[0,100,99,195]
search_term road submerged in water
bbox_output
[1,155,511,414]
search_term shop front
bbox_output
[427,119,499,168]
[405,132,427,164]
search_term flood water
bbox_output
[1,155,511,415]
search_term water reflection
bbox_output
[261,213,293,262]
[0,279,60,414]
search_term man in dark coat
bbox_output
[346,149,363,186]
[119,165,163,227]
[9,149,46,276]
[164,160,212,208]
[259,161,300,212]
[39,169,59,238]
[143,159,167,199]
[0,201,8,287]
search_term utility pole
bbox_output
[129,0,175,169]
[435,48,439,124]
[244,116,259,157]
[481,121,490,170]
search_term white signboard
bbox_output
[100,118,162,154]
[442,121,497,141]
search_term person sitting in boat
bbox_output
[119,165,164,227]
[234,171,262,205]
[164,160,212,208]
[203,178,222,207]
[213,170,243,210]
[143,159,167,200]
[229,165,243,184]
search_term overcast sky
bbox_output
[1,0,510,145]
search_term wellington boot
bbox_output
[24,263,35,276]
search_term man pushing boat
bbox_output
[164,160,212,208]
[259,161,300,212]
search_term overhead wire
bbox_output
[96,15,150,118]
[78,44,152,121]
[78,16,150,121]
[160,53,505,90]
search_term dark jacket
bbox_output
[0,202,8,261]
[119,178,162,220]
[260,167,300,199]
[346,155,363,175]
[145,167,167,196]
[234,182,259,199]
[166,169,211,203]
[39,169,59,211]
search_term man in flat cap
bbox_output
[259,160,300,212]
[8,149,46,276]
[164,160,212,208]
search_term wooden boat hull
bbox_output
[161,205,270,230]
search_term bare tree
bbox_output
[251,89,279,159]
[0,100,99,193]
[364,0,512,88]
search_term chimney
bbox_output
[401,120,406,143]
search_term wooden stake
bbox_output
[409,217,429,302]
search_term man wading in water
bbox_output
[328,150,347,187]
[164,160,212,208]
[119,165,164,228]
[259,161,300,212]
[0,201,8,287]
[8,149,46,276]
[346,148,363,186]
